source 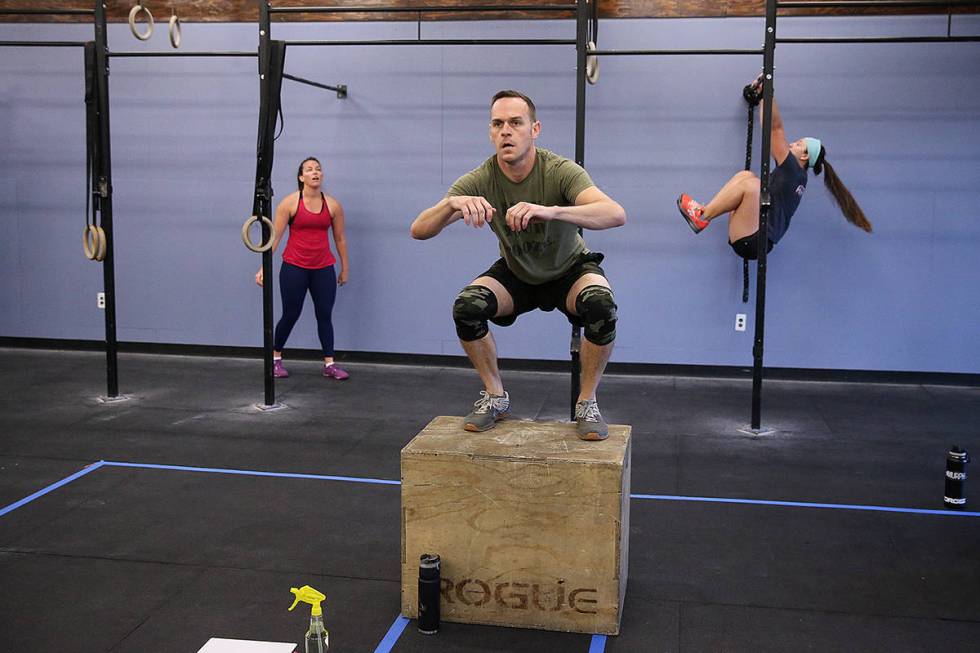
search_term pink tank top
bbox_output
[282,192,336,269]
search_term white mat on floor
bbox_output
[197,638,296,653]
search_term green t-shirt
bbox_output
[448,147,595,284]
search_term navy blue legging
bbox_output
[273,262,337,356]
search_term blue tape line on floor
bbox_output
[100,460,979,517]
[102,461,399,486]
[631,493,980,517]
[589,634,607,652]
[374,614,409,653]
[0,461,106,518]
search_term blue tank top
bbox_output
[768,155,807,243]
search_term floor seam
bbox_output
[0,548,402,584]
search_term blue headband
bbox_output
[804,137,822,169]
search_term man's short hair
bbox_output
[490,90,536,122]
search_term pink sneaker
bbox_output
[273,359,289,378]
[677,194,709,234]
[323,363,349,380]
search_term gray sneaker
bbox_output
[464,390,511,432]
[575,399,608,441]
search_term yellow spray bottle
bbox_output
[288,585,328,653]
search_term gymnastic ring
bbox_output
[94,225,106,261]
[168,13,181,49]
[586,41,599,85]
[83,225,106,262]
[82,225,97,260]
[128,3,154,42]
[241,215,276,253]
[96,226,107,261]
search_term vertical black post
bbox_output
[570,0,588,420]
[751,0,778,430]
[256,2,276,407]
[573,0,587,188]
[94,0,119,398]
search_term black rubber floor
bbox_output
[0,348,978,652]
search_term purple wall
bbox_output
[1,16,978,372]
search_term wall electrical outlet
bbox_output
[97,292,105,309]
[735,313,747,332]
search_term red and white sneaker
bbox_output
[676,194,709,234]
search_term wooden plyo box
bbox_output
[401,416,631,635]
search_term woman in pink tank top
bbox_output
[255,156,350,379]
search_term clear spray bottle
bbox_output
[288,585,328,653]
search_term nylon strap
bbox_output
[741,101,754,303]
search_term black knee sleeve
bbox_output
[453,285,498,342]
[575,285,617,346]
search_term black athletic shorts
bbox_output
[478,251,607,328]
[730,231,775,260]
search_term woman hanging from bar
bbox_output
[255,156,350,380]
[676,74,871,259]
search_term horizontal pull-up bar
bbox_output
[283,73,348,98]
[778,35,980,43]
[0,8,94,15]
[778,0,980,8]
[284,38,576,46]
[0,40,89,47]
[108,51,259,58]
[590,48,764,56]
[269,4,576,14]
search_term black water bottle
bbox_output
[418,553,441,635]
[944,446,969,510]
